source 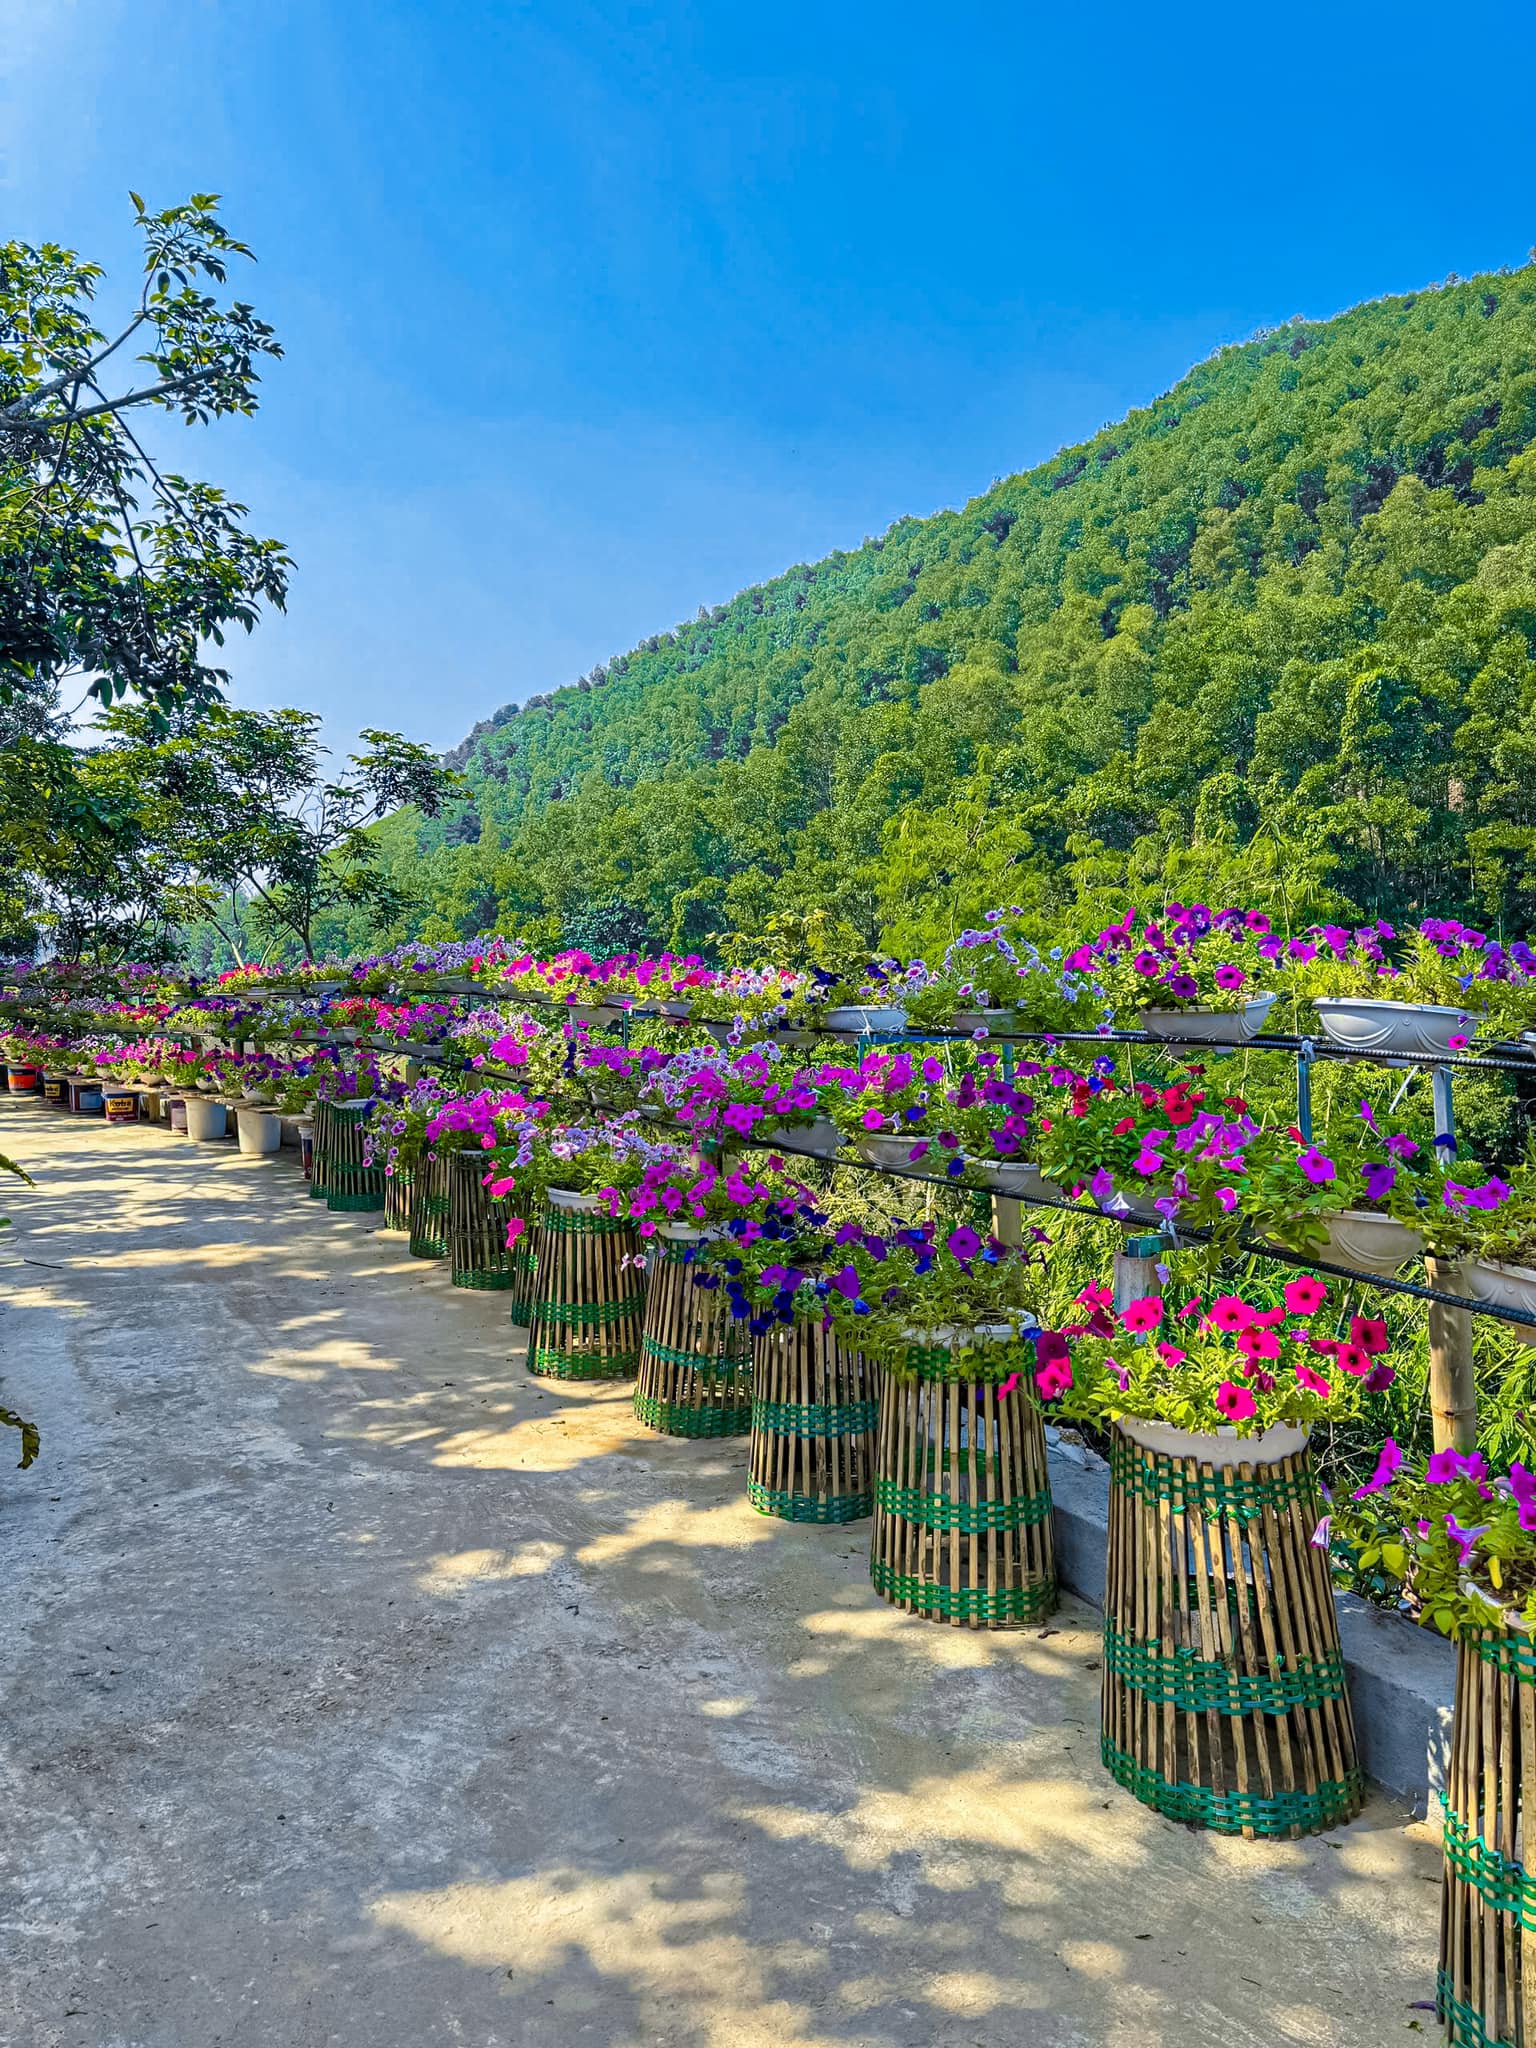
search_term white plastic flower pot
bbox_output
[821,1005,908,1035]
[1313,996,1480,1059]
[236,1106,281,1155]
[950,1008,1013,1035]
[1117,1416,1309,1467]
[762,1116,842,1159]
[1140,992,1278,1044]
[183,1096,228,1142]
[547,1187,607,1213]
[1464,1257,1536,1344]
[854,1132,929,1171]
[971,1159,1066,1203]
[1317,1208,1424,1277]
[899,1321,1026,1349]
[656,1222,704,1242]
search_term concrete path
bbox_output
[0,1100,1441,2048]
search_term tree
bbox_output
[1,192,289,727]
[119,706,459,962]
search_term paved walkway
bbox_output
[0,1100,1440,2047]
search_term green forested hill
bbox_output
[380,262,1536,960]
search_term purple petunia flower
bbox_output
[1352,1438,1403,1498]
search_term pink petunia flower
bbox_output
[1120,1296,1164,1333]
[1215,1380,1257,1423]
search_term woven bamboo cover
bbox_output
[407,1150,451,1258]
[1101,1425,1363,1839]
[633,1242,751,1437]
[1439,1631,1533,2046]
[748,1319,875,1524]
[526,1202,644,1380]
[383,1165,414,1233]
[870,1358,1056,1627]
[308,1100,334,1201]
[326,1102,383,1213]
[449,1151,520,1290]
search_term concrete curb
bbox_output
[1046,1432,1454,1816]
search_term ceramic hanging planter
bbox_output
[1313,996,1481,1060]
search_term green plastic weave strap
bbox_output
[1437,1969,1516,2048]
[753,1398,878,1439]
[641,1335,748,1375]
[1441,1801,1536,1929]
[508,1301,533,1328]
[874,1478,1053,1535]
[901,1343,1022,1381]
[870,1556,1056,1623]
[1109,1433,1319,1520]
[748,1479,872,1524]
[308,1178,328,1199]
[538,1296,642,1329]
[452,1267,517,1291]
[1101,1735,1364,1836]
[420,1192,449,1217]
[634,1392,752,1438]
[528,1345,637,1380]
[1477,1632,1536,1683]
[409,1236,447,1259]
[543,1207,630,1236]
[1102,1619,1348,1716]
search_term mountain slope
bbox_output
[399,263,1536,959]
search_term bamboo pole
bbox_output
[1426,1258,1479,1455]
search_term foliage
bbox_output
[385,262,1536,960]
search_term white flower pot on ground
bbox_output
[1140,993,1278,1045]
[183,1096,228,1142]
[236,1106,282,1155]
[1116,1415,1310,1466]
[1313,996,1479,1059]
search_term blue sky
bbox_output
[4,0,1535,752]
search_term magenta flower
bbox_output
[1444,1514,1489,1566]
[1352,1437,1403,1497]
[1425,1448,1487,1485]
[1209,1294,1254,1333]
[1283,1275,1328,1315]
[1295,1362,1332,1396]
[1035,1355,1073,1400]
[1120,1296,1164,1333]
[1510,1462,1536,1532]
[1299,1147,1336,1185]
[1213,963,1247,992]
[1237,1325,1280,1362]
[1215,1380,1257,1423]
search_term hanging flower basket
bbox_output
[1464,1258,1536,1343]
[633,1229,752,1437]
[1102,1419,1364,1839]
[527,1190,645,1380]
[407,1150,451,1257]
[748,1318,876,1523]
[1317,1208,1424,1278]
[870,1336,1056,1628]
[1314,996,1480,1059]
[1139,992,1278,1045]
[821,1004,908,1035]
[448,1151,519,1289]
[1438,1624,1533,2046]
[762,1116,843,1160]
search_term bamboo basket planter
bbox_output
[325,1099,383,1212]
[527,1192,645,1380]
[748,1319,876,1524]
[408,1150,451,1258]
[308,1100,334,1201]
[1101,1421,1364,1840]
[633,1233,751,1438]
[870,1356,1057,1627]
[1439,1629,1533,2047]
[449,1151,520,1289]
[507,1224,538,1329]
[383,1164,414,1233]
